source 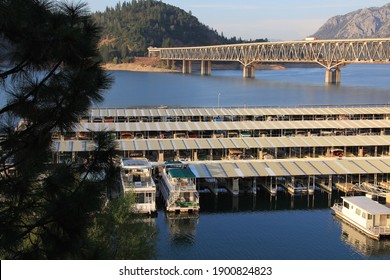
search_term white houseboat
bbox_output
[331,196,390,239]
[159,161,200,213]
[120,158,156,214]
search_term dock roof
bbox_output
[74,119,390,132]
[52,135,390,153]
[187,158,390,178]
[89,105,390,118]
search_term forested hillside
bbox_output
[93,0,266,63]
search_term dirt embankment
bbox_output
[102,57,287,72]
[102,57,177,72]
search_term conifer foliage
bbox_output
[0,0,156,259]
[93,0,249,63]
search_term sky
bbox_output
[85,0,390,41]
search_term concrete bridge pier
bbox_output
[201,60,211,76]
[243,65,255,78]
[182,60,192,74]
[325,68,341,84]
[165,60,176,70]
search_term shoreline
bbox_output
[102,62,287,72]
[102,63,178,73]
[101,57,290,73]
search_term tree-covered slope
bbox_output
[93,0,265,63]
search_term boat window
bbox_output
[355,208,361,215]
[368,214,373,220]
[387,215,390,219]
[362,212,366,219]
[343,201,349,209]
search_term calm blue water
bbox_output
[100,64,390,260]
[99,64,390,108]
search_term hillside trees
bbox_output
[93,0,259,63]
[0,0,156,259]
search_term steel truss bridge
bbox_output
[151,38,390,83]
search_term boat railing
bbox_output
[369,226,390,235]
[167,192,181,208]
[134,203,155,214]
[122,178,155,189]
[169,177,197,190]
[331,202,343,213]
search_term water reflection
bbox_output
[339,220,390,258]
[199,190,338,213]
[165,212,199,245]
[163,191,339,248]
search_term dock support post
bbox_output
[358,147,363,157]
[208,149,213,160]
[252,177,257,194]
[325,68,341,84]
[201,60,211,76]
[193,150,198,161]
[158,151,164,163]
[258,149,263,160]
[182,60,192,74]
[166,60,175,70]
[232,178,239,196]
[243,65,255,78]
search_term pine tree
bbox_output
[0,0,156,259]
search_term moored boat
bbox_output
[286,180,314,195]
[159,161,200,213]
[120,157,156,214]
[331,196,390,239]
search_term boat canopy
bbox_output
[168,168,196,178]
[342,196,390,215]
[121,158,152,169]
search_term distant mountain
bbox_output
[93,0,266,63]
[312,3,390,39]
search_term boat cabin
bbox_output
[333,196,390,239]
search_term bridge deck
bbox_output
[157,38,390,68]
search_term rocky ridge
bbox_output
[312,3,390,39]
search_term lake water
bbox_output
[101,65,390,259]
[100,64,390,108]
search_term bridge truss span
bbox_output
[156,38,390,83]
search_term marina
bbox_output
[52,103,390,208]
[102,65,390,259]
[8,64,390,259]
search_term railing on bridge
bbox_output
[152,38,390,83]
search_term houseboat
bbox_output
[159,161,200,213]
[331,196,390,239]
[120,158,156,215]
